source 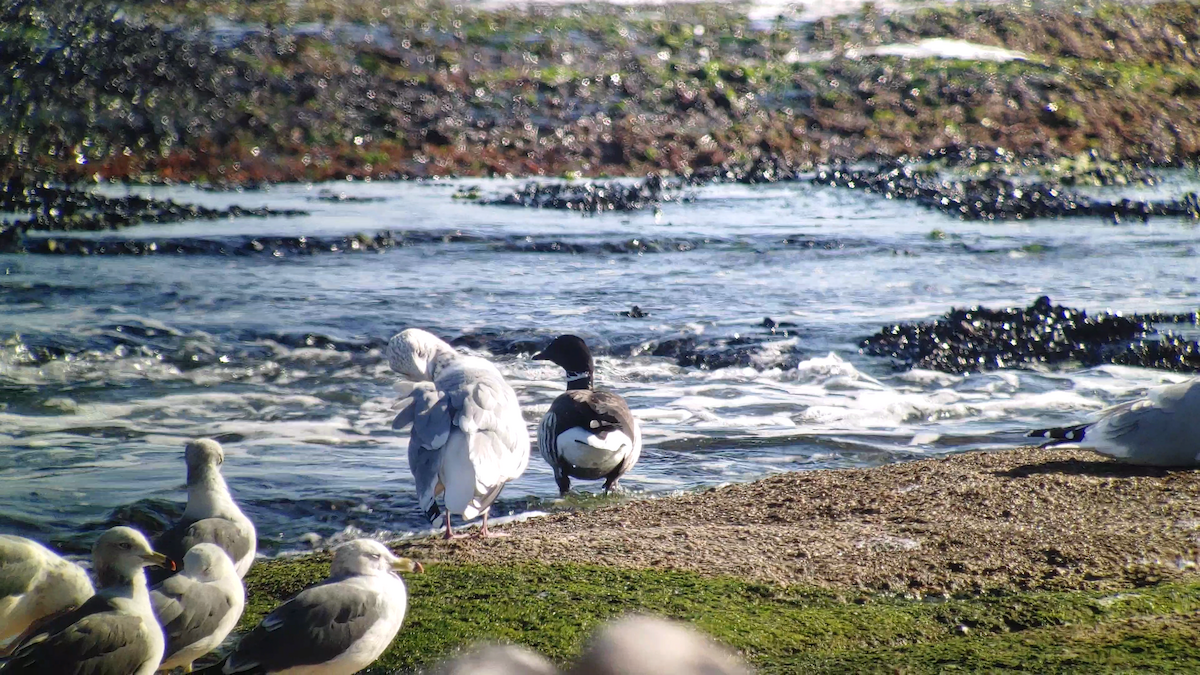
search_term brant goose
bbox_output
[387,329,531,538]
[534,335,641,495]
[1027,378,1200,466]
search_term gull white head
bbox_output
[387,329,453,381]
[93,526,172,586]
[185,438,225,482]
[330,539,423,578]
[178,543,237,584]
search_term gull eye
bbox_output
[119,542,132,550]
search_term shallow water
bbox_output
[2,178,1198,554]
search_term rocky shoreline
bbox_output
[232,447,1200,673]
[6,1,1200,185]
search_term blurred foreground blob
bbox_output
[432,643,558,675]
[569,615,753,675]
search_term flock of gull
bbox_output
[2,325,1198,675]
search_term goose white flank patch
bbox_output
[1,527,173,675]
[152,438,257,584]
[533,335,642,495]
[200,539,422,675]
[0,536,94,656]
[151,543,245,673]
[387,328,531,539]
[1026,378,1200,467]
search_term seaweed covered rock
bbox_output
[482,175,690,212]
[0,179,306,252]
[863,296,1200,373]
[814,164,1200,221]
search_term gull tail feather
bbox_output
[1026,423,1091,448]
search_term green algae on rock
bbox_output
[232,559,1200,674]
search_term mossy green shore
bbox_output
[235,558,1200,674]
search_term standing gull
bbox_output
[533,335,641,495]
[0,535,94,655]
[151,543,245,673]
[153,438,257,583]
[1026,378,1200,467]
[1,527,173,675]
[201,539,421,675]
[388,328,531,538]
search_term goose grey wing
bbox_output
[5,597,153,675]
[151,577,238,661]
[222,581,384,674]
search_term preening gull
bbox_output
[1,527,172,675]
[151,543,245,673]
[152,438,257,583]
[568,615,751,675]
[0,535,94,656]
[204,539,421,675]
[533,335,641,495]
[387,328,531,538]
[1027,378,1200,467]
[432,643,559,675]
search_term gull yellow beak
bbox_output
[391,557,423,574]
[141,551,175,571]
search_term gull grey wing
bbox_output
[222,580,384,674]
[4,597,153,675]
[180,518,254,571]
[392,381,441,433]
[0,539,41,600]
[151,577,237,662]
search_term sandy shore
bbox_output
[397,447,1200,594]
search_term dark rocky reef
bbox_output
[863,296,1200,373]
[452,320,807,371]
[814,164,1200,221]
[0,179,306,253]
[482,175,690,212]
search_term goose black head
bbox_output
[533,334,594,390]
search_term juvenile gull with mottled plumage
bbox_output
[200,539,421,675]
[1027,378,1200,466]
[1,527,173,675]
[151,543,245,673]
[152,438,257,583]
[388,328,531,539]
[0,535,94,656]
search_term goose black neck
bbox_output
[565,369,593,390]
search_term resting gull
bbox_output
[388,328,531,538]
[201,539,421,675]
[152,438,257,583]
[1,527,173,675]
[1027,378,1200,467]
[0,535,94,656]
[568,615,751,675]
[151,543,245,673]
[533,335,642,495]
